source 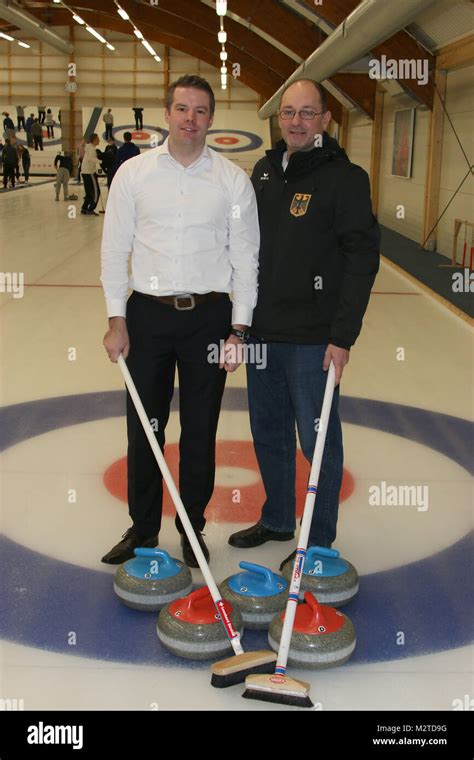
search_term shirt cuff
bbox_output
[106,298,127,319]
[231,303,253,327]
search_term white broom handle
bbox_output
[117,354,244,656]
[275,361,336,675]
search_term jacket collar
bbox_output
[266,132,348,178]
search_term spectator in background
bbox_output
[25,113,34,147]
[54,150,74,201]
[76,138,86,184]
[80,133,101,216]
[110,132,140,185]
[45,109,55,138]
[132,107,143,130]
[0,139,3,174]
[16,106,26,131]
[2,112,15,140]
[31,119,44,151]
[2,138,18,189]
[103,109,114,140]
[17,144,31,183]
[97,137,118,188]
[38,105,46,124]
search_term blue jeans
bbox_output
[246,339,343,547]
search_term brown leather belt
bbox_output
[134,290,226,311]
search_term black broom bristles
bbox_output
[242,687,313,708]
[211,660,276,689]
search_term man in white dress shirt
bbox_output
[100,75,259,567]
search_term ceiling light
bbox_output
[0,32,15,41]
[220,50,227,61]
[106,43,115,50]
[141,39,157,56]
[18,41,30,48]
[154,55,161,62]
[86,27,107,44]
[73,14,85,25]
[218,31,227,44]
[220,65,227,74]
[134,29,143,39]
[117,7,129,20]
[216,0,227,16]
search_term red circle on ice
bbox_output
[131,130,150,140]
[215,136,239,145]
[103,440,355,522]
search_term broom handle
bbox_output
[274,361,336,676]
[117,354,244,656]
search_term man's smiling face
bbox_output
[278,80,331,156]
[165,87,214,150]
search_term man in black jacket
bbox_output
[229,79,380,561]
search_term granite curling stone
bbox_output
[219,561,288,630]
[157,586,244,660]
[114,547,192,611]
[268,591,356,669]
[281,546,359,607]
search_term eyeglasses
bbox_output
[278,108,324,120]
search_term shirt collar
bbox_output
[156,136,212,168]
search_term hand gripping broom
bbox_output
[242,361,336,707]
[117,354,276,686]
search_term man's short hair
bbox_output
[280,79,328,113]
[166,74,215,117]
[123,132,132,141]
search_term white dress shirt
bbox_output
[81,143,100,174]
[100,138,259,326]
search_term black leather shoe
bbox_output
[228,523,294,549]
[101,527,158,565]
[181,532,209,568]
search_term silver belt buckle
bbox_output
[174,294,195,311]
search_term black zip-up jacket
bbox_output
[250,134,380,349]
[54,153,73,172]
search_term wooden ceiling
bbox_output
[1,0,437,121]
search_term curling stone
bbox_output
[157,586,244,660]
[114,548,192,611]
[281,546,359,607]
[268,591,356,669]
[219,562,288,630]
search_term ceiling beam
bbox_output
[227,0,375,116]
[436,34,474,70]
[299,0,435,109]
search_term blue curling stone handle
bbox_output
[124,548,184,580]
[304,546,349,577]
[228,561,287,597]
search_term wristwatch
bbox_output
[231,328,250,343]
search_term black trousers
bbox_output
[81,173,100,211]
[105,124,113,140]
[3,165,16,187]
[134,113,143,130]
[125,290,232,537]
